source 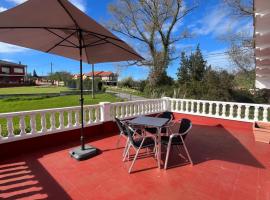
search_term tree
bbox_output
[48,71,73,83]
[177,52,190,84]
[108,0,196,86]
[223,0,254,76]
[189,45,206,82]
[33,69,38,78]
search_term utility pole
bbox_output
[50,62,53,85]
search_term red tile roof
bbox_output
[85,71,114,77]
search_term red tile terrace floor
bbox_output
[0,113,270,200]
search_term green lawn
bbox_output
[0,93,122,136]
[0,93,121,113]
[0,86,70,94]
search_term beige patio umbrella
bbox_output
[0,0,143,160]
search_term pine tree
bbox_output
[177,52,190,84]
[33,69,38,78]
[189,45,206,82]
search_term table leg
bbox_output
[158,127,161,169]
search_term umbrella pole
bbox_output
[92,64,95,99]
[69,29,98,160]
[79,41,85,150]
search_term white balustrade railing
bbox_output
[170,98,270,122]
[110,99,166,120]
[0,104,102,144]
[1,97,269,144]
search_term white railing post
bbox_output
[162,97,171,111]
[40,113,47,133]
[245,105,250,121]
[222,103,226,117]
[237,105,242,119]
[30,115,37,134]
[263,106,268,122]
[50,112,57,131]
[7,117,14,137]
[19,115,26,135]
[100,102,111,122]
[254,106,259,121]
[67,111,73,128]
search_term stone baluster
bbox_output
[196,101,200,113]
[19,115,26,135]
[30,115,37,134]
[67,111,73,128]
[95,107,100,122]
[175,100,179,112]
[125,104,129,117]
[50,112,56,131]
[59,111,64,129]
[191,101,194,113]
[75,110,80,127]
[237,105,242,119]
[245,105,250,121]
[7,117,14,137]
[202,102,206,115]
[254,106,259,121]
[263,106,268,122]
[229,104,234,118]
[222,103,226,117]
[40,113,47,133]
[209,103,213,115]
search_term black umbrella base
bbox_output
[69,145,98,161]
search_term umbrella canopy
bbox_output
[0,0,143,160]
[0,0,143,63]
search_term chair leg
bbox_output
[164,140,172,170]
[182,142,193,165]
[123,143,131,162]
[129,148,140,173]
[122,138,129,157]
[176,145,188,161]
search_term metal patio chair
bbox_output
[115,117,141,159]
[161,118,193,169]
[123,122,157,173]
[145,111,174,135]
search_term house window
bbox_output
[2,67,10,74]
[14,68,24,73]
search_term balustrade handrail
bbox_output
[170,98,270,108]
[0,104,100,118]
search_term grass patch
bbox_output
[0,86,70,95]
[0,93,122,136]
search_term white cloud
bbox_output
[6,0,87,12]
[191,4,251,37]
[69,0,87,12]
[6,0,27,4]
[0,6,7,12]
[0,42,28,53]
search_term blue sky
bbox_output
[0,0,253,80]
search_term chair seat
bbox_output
[133,137,155,149]
[145,127,167,134]
[123,128,142,137]
[161,136,183,145]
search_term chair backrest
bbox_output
[115,118,127,135]
[178,118,192,140]
[158,111,174,121]
[123,122,136,146]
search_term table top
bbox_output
[129,116,169,128]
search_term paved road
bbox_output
[106,90,147,101]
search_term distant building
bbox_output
[73,71,118,86]
[0,60,26,84]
